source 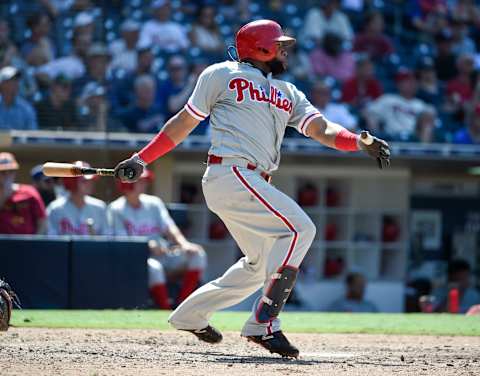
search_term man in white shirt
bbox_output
[310,80,357,131]
[109,20,140,72]
[138,0,189,52]
[108,169,206,309]
[365,68,433,140]
[47,161,108,236]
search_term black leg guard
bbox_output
[256,265,298,323]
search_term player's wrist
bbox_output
[334,129,360,152]
[138,132,176,164]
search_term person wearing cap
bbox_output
[46,161,108,236]
[341,54,383,109]
[446,53,475,111]
[77,81,112,131]
[30,164,57,206]
[353,11,394,60]
[0,152,47,235]
[0,66,38,130]
[109,20,140,72]
[108,169,206,309]
[117,74,164,133]
[364,67,433,141]
[72,42,111,98]
[35,74,78,130]
[138,0,189,52]
[416,56,443,108]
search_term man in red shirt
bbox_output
[0,152,46,234]
[341,55,383,109]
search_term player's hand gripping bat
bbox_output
[358,130,391,169]
[42,162,115,177]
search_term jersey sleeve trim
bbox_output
[299,112,322,136]
[185,101,208,121]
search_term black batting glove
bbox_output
[114,154,146,182]
[358,131,391,169]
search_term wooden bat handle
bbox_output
[42,162,114,177]
[360,131,374,146]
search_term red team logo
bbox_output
[228,78,293,114]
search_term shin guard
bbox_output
[256,266,298,323]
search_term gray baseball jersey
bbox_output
[184,61,324,173]
[108,194,175,236]
[47,195,109,235]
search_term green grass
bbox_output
[11,310,480,336]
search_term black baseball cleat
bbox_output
[182,325,223,344]
[246,331,299,358]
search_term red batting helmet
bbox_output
[63,161,96,192]
[235,20,295,62]
[117,169,154,194]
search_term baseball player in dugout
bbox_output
[47,161,109,236]
[114,20,390,358]
[108,169,206,309]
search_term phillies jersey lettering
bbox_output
[184,61,323,173]
[228,78,293,114]
[47,195,109,235]
[108,194,175,237]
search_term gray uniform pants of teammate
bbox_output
[168,161,316,336]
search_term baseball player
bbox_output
[114,20,390,358]
[108,169,206,309]
[47,161,109,236]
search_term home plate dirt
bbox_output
[1,328,479,375]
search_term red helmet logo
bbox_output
[235,20,295,62]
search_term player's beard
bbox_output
[267,58,287,76]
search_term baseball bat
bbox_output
[359,130,374,145]
[42,162,115,177]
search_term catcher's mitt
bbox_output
[0,279,21,331]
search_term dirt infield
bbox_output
[1,328,479,375]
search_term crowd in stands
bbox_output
[1,0,480,144]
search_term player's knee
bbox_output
[147,257,166,286]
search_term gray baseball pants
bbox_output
[168,161,316,336]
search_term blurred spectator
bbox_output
[434,30,458,81]
[47,161,108,236]
[118,74,164,133]
[73,43,111,98]
[453,104,480,144]
[77,82,111,132]
[190,5,224,54]
[407,108,443,143]
[38,0,75,17]
[450,17,476,56]
[139,0,189,52]
[409,0,449,36]
[108,169,207,309]
[286,44,314,84]
[109,20,141,73]
[446,53,475,111]
[0,152,47,235]
[0,19,20,68]
[341,55,383,109]
[0,66,38,130]
[73,11,95,40]
[111,44,156,111]
[364,68,432,140]
[37,31,89,80]
[301,0,353,43]
[327,271,378,312]
[353,11,394,60]
[35,74,78,130]
[218,0,251,26]
[309,32,355,82]
[21,13,55,67]
[310,80,357,131]
[450,0,480,25]
[30,164,57,206]
[415,56,444,108]
[158,55,199,118]
[433,259,480,313]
